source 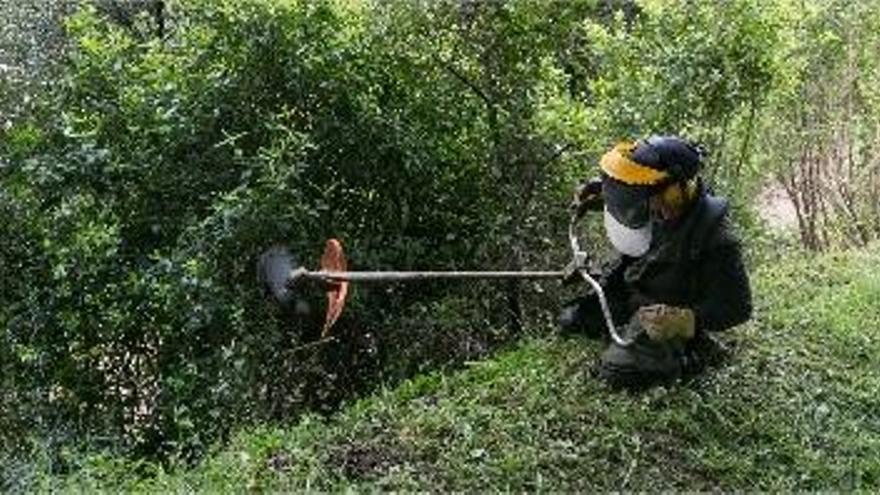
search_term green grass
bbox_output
[49,246,880,491]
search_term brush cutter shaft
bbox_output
[303,270,565,282]
[260,212,633,347]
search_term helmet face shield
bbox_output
[603,208,652,257]
[596,137,702,257]
[602,176,652,228]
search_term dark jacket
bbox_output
[596,190,752,333]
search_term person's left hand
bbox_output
[569,178,603,217]
[637,304,695,342]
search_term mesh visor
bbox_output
[602,176,651,228]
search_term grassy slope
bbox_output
[57,246,880,491]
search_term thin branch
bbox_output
[435,55,495,110]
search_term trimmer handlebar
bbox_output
[567,213,635,347]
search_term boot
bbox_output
[595,317,686,389]
[681,331,730,376]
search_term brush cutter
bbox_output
[258,214,634,346]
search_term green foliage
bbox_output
[3,0,611,471]
[755,0,880,248]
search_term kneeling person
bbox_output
[561,136,752,389]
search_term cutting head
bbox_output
[258,240,351,336]
[258,245,298,304]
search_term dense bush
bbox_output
[1,0,586,468]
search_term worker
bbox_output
[561,136,752,389]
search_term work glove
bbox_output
[637,304,695,342]
[569,178,603,218]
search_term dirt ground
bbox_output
[756,182,799,231]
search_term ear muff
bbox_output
[658,179,698,210]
